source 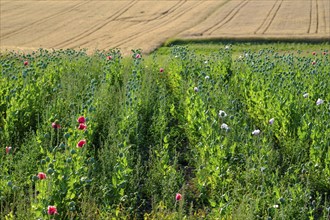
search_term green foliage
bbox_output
[0,45,329,219]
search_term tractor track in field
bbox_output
[75,0,187,49]
[110,1,206,50]
[308,0,313,33]
[61,0,188,49]
[1,1,89,39]
[53,0,139,48]
[315,0,319,34]
[254,0,282,34]
[114,0,185,23]
[307,0,319,34]
[202,0,249,35]
[261,0,283,34]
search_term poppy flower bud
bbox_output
[5,146,12,154]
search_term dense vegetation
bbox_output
[0,44,329,219]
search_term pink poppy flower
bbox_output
[176,193,182,201]
[107,55,112,60]
[77,139,86,148]
[52,122,61,129]
[24,61,28,66]
[159,68,164,73]
[135,54,141,59]
[47,205,58,215]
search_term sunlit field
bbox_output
[1,0,329,55]
[0,43,329,219]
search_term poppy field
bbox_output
[0,44,329,219]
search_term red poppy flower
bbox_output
[78,123,87,130]
[77,139,86,148]
[37,172,47,180]
[77,116,86,124]
[47,206,58,215]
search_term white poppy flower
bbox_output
[221,123,229,131]
[218,110,227,118]
[316,98,324,105]
[252,129,261,136]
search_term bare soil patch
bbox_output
[1,0,329,55]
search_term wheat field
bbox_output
[1,0,329,54]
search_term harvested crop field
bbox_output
[1,0,329,55]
